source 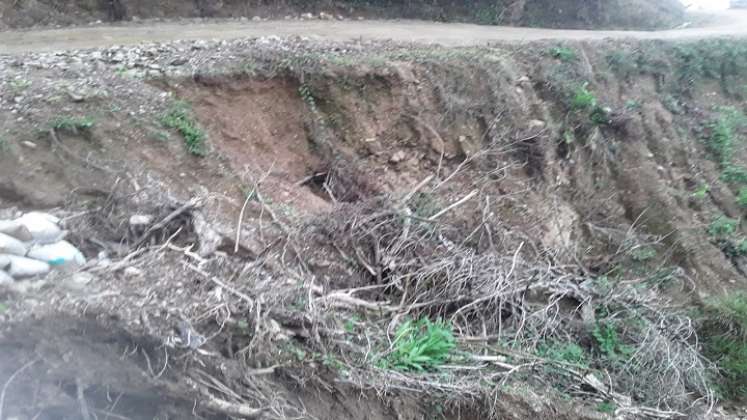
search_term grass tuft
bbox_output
[160,101,206,156]
[381,318,455,372]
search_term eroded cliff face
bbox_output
[0,36,745,420]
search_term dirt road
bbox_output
[1,10,747,54]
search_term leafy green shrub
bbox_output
[593,323,633,361]
[596,401,617,414]
[160,101,206,156]
[700,293,747,399]
[704,107,745,166]
[52,116,95,132]
[571,83,597,110]
[738,188,747,208]
[550,46,577,62]
[691,184,710,200]
[382,318,455,372]
[722,165,747,185]
[538,341,588,366]
[589,106,610,125]
[708,216,739,237]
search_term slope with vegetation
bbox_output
[0,34,745,419]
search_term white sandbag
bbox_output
[27,240,86,267]
[0,232,28,256]
[6,255,50,278]
[24,212,61,225]
[0,220,33,241]
[0,255,9,269]
[15,212,64,244]
[0,269,12,285]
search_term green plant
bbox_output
[700,293,747,399]
[381,318,455,372]
[596,401,617,414]
[549,46,577,62]
[722,165,747,185]
[52,115,95,132]
[624,99,641,111]
[704,107,745,166]
[708,216,738,237]
[571,83,597,110]
[538,341,588,366]
[589,106,610,125]
[160,101,206,156]
[593,322,633,361]
[630,246,656,262]
[691,184,710,200]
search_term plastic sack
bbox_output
[0,269,12,285]
[27,240,86,267]
[0,220,33,241]
[0,232,28,256]
[5,255,50,278]
[16,212,64,244]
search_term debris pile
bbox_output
[0,211,85,284]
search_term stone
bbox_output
[390,150,407,163]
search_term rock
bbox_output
[123,266,143,278]
[0,255,9,270]
[68,91,85,102]
[0,270,13,285]
[5,256,51,278]
[252,16,262,21]
[0,232,28,256]
[390,150,407,163]
[129,214,154,227]
[528,119,546,130]
[516,75,530,84]
[21,141,37,149]
[319,12,334,20]
[300,13,314,20]
[170,57,188,66]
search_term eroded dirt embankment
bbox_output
[1,36,747,419]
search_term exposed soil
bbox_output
[1,24,747,420]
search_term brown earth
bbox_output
[1,32,747,420]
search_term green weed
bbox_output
[538,341,588,366]
[708,216,739,237]
[624,99,641,111]
[571,83,597,110]
[721,165,747,185]
[596,401,617,414]
[52,115,95,132]
[593,322,633,361]
[160,101,206,156]
[700,293,747,399]
[549,46,577,62]
[630,246,657,262]
[738,188,747,208]
[691,184,710,200]
[381,318,455,372]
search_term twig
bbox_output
[200,396,266,419]
[186,263,254,307]
[134,197,201,247]
[428,190,478,221]
[76,377,93,420]
[0,358,39,420]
